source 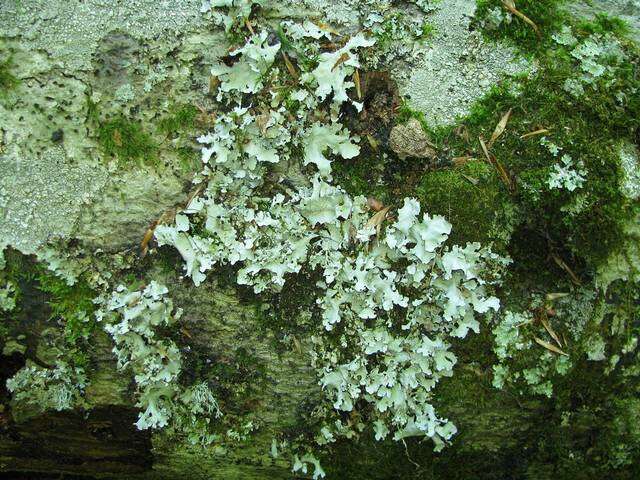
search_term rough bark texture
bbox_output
[1,1,640,479]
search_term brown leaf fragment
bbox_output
[501,0,540,36]
[140,221,157,258]
[534,337,568,356]
[488,109,512,149]
[452,155,474,167]
[332,52,350,71]
[540,315,563,348]
[479,137,514,192]
[321,42,342,52]
[367,197,385,212]
[479,136,491,160]
[354,68,362,100]
[520,128,549,139]
[366,206,391,236]
[112,129,123,147]
[282,51,299,79]
[313,21,341,37]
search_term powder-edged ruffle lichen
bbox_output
[97,281,226,444]
[1,0,640,479]
[154,1,509,473]
[6,361,87,413]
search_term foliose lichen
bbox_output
[150,2,510,474]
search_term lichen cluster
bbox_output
[1,1,640,478]
[98,281,222,438]
[152,1,509,475]
[6,361,86,412]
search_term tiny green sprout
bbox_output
[420,23,436,39]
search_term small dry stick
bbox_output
[539,314,563,348]
[502,0,540,37]
[520,128,549,139]
[245,18,255,35]
[281,51,299,79]
[332,52,350,71]
[551,252,582,285]
[479,137,515,192]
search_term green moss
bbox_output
[427,34,636,270]
[474,0,565,55]
[36,271,97,346]
[416,160,514,248]
[0,55,18,96]
[338,10,637,281]
[97,116,157,166]
[158,104,199,136]
[332,152,387,202]
[420,23,436,40]
[0,250,96,368]
[395,101,432,135]
[373,12,407,50]
[577,12,631,38]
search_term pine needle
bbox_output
[354,68,362,100]
[479,137,514,192]
[502,0,540,37]
[540,315,563,348]
[520,128,549,139]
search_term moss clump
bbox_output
[416,160,514,249]
[577,12,631,38]
[332,152,387,202]
[0,54,18,96]
[0,250,96,369]
[474,0,565,54]
[158,104,199,136]
[157,105,202,173]
[337,9,638,282]
[97,116,157,166]
[421,18,637,271]
[36,271,97,346]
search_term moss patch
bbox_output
[351,12,640,278]
[0,55,18,96]
[474,0,565,54]
[36,271,97,346]
[97,116,157,166]
[158,104,199,136]
[416,160,514,249]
